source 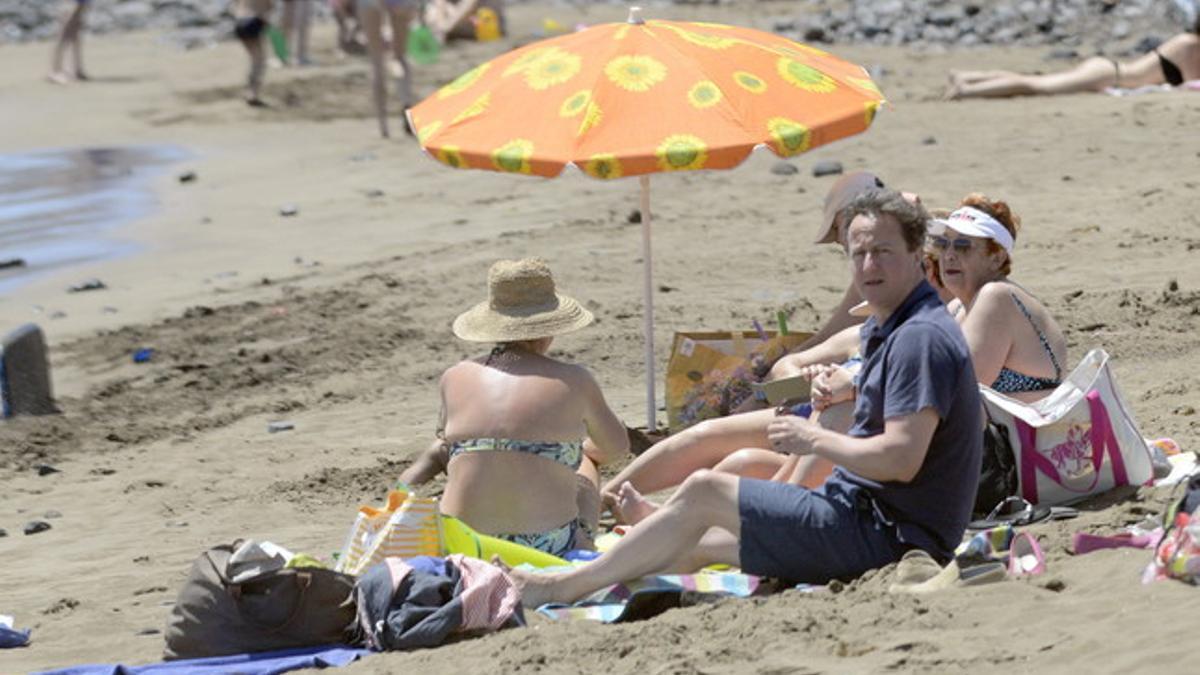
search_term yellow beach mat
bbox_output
[440,515,567,568]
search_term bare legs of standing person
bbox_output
[49,1,89,84]
[361,1,416,138]
[281,0,314,65]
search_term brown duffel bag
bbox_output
[164,541,358,659]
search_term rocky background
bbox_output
[2,0,1197,53]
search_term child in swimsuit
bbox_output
[233,0,275,106]
[401,258,629,557]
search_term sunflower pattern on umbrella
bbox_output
[409,18,886,179]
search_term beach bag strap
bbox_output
[1018,390,1129,504]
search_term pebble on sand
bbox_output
[24,520,51,535]
[812,160,844,177]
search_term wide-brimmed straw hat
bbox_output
[452,258,594,342]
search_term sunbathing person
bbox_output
[403,258,629,557]
[947,28,1200,99]
[503,190,983,603]
[931,196,1068,403]
[606,201,1031,524]
[603,179,931,521]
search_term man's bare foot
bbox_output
[47,71,71,85]
[613,482,658,525]
[491,555,568,608]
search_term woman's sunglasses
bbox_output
[927,235,978,253]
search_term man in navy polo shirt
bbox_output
[506,190,981,606]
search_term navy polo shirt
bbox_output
[827,280,982,557]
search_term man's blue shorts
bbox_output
[737,478,905,583]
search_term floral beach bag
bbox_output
[980,348,1154,507]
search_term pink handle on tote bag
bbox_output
[1017,391,1128,504]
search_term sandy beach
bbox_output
[2,2,1200,672]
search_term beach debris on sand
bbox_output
[68,278,106,293]
[23,521,51,536]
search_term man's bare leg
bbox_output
[505,469,743,607]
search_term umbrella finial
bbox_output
[627,6,645,25]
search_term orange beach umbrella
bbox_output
[407,7,885,429]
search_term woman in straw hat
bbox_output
[401,258,629,557]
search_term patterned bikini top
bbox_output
[446,438,584,471]
[990,292,1063,394]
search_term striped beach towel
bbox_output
[536,571,760,623]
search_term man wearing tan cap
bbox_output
[768,171,886,378]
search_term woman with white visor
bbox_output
[931,195,1068,403]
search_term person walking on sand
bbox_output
[502,190,983,605]
[280,0,314,65]
[48,0,91,84]
[359,0,420,138]
[232,0,275,106]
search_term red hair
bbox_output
[958,194,1020,275]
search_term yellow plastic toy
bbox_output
[541,17,565,35]
[440,514,567,568]
[474,7,501,42]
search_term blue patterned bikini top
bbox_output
[446,438,584,471]
[991,292,1063,394]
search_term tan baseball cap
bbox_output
[814,171,886,244]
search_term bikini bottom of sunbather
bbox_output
[496,517,592,558]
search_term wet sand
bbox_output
[2,3,1200,673]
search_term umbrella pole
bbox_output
[639,175,656,431]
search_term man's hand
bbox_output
[811,365,855,411]
[767,415,819,456]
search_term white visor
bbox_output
[931,206,1014,253]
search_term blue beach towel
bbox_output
[34,645,371,675]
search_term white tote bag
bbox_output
[980,348,1154,507]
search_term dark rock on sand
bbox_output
[279,205,299,217]
[812,160,844,177]
[0,257,26,270]
[68,278,107,293]
[627,209,642,224]
[771,161,800,176]
[36,463,60,476]
[177,171,197,183]
[24,520,51,535]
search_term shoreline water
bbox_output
[0,145,189,296]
